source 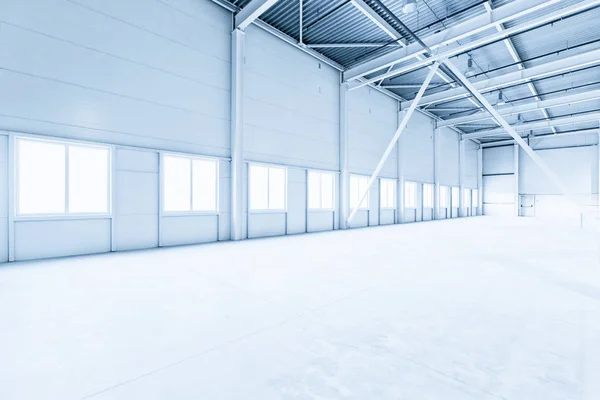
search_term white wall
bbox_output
[0,0,232,260]
[0,0,232,156]
[400,112,435,183]
[0,137,8,262]
[0,0,459,262]
[483,134,600,222]
[483,145,516,217]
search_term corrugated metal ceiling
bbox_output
[230,0,600,138]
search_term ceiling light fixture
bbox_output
[465,55,475,76]
[402,0,417,14]
[496,90,506,106]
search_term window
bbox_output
[308,171,334,209]
[451,187,459,208]
[163,155,217,212]
[423,184,434,208]
[472,189,479,208]
[463,188,471,209]
[350,175,369,209]
[439,185,449,208]
[380,179,396,209]
[16,137,110,215]
[404,181,417,209]
[250,164,286,210]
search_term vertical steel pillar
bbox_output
[459,139,466,217]
[339,82,350,229]
[514,143,520,217]
[397,109,406,224]
[597,129,600,202]
[230,28,245,240]
[433,126,441,220]
[477,145,483,215]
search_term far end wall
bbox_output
[482,133,599,224]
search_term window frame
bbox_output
[404,181,417,209]
[472,189,479,209]
[307,170,335,211]
[248,163,288,213]
[14,135,113,219]
[379,178,396,210]
[349,174,370,210]
[160,151,220,216]
[451,186,460,208]
[439,185,449,209]
[422,183,434,209]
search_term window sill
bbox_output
[307,209,335,213]
[248,209,287,214]
[162,211,220,217]
[14,213,112,222]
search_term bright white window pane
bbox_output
[423,184,433,208]
[164,156,191,212]
[452,187,459,207]
[320,173,334,209]
[192,159,217,211]
[472,190,478,207]
[18,139,66,214]
[381,180,395,209]
[250,165,268,210]
[358,177,369,209]
[404,182,416,208]
[463,189,471,207]
[380,181,388,208]
[308,172,321,209]
[268,167,286,210]
[440,186,448,208]
[350,176,359,209]
[68,145,109,213]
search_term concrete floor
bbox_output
[1,217,599,399]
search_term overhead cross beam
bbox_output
[483,1,556,133]
[346,0,600,88]
[346,63,441,227]
[462,111,600,139]
[403,48,600,109]
[350,0,456,88]
[235,0,280,30]
[438,89,600,127]
[344,0,562,82]
[443,60,578,200]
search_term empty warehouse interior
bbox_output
[1,0,599,399]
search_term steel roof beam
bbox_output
[350,0,460,91]
[404,48,600,109]
[480,128,600,147]
[351,0,600,89]
[443,60,578,202]
[307,43,403,48]
[235,0,280,30]
[439,89,600,127]
[462,112,600,139]
[344,0,563,82]
[483,1,556,133]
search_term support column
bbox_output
[230,29,245,240]
[459,139,466,217]
[597,129,600,203]
[433,126,441,220]
[397,109,406,224]
[477,145,483,215]
[514,143,520,217]
[339,82,349,229]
